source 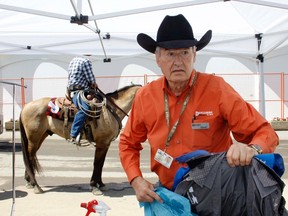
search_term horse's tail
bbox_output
[19,112,42,176]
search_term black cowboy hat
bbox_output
[137,14,212,53]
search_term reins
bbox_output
[97,88,129,118]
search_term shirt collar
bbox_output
[162,69,196,95]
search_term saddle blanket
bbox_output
[46,98,62,119]
[46,97,75,121]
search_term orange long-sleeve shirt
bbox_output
[119,70,279,189]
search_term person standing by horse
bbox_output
[118,14,279,206]
[67,56,98,144]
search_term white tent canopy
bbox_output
[0,0,287,118]
[0,0,287,59]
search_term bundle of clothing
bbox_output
[142,151,288,216]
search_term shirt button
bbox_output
[176,140,181,144]
[177,101,180,105]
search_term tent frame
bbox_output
[1,0,288,117]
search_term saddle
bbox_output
[46,97,76,120]
[46,90,105,141]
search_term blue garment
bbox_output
[172,150,210,191]
[255,153,285,177]
[175,150,210,163]
[70,91,90,138]
[140,187,197,216]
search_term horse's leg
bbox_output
[24,170,32,188]
[33,133,49,194]
[23,141,41,192]
[24,133,48,194]
[90,142,110,195]
[20,116,42,193]
[26,143,43,193]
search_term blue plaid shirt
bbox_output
[67,56,96,89]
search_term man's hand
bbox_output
[131,176,163,203]
[226,143,258,167]
[91,83,98,89]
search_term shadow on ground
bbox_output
[40,182,135,197]
[0,190,28,201]
[0,142,22,152]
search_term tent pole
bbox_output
[0,81,27,216]
[258,56,266,118]
[255,33,266,118]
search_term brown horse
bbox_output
[19,84,141,195]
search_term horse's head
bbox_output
[104,84,142,119]
[106,84,142,100]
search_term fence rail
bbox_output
[0,72,287,124]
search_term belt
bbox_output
[69,85,84,91]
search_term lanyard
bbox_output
[164,72,198,151]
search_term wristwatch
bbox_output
[249,144,263,154]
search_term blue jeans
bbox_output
[70,91,90,138]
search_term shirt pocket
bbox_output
[192,115,216,130]
[189,114,227,150]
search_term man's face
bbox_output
[156,47,196,83]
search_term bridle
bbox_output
[96,88,129,118]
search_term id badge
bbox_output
[154,149,173,169]
[192,122,209,130]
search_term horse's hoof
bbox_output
[34,187,44,194]
[92,187,103,196]
[99,185,109,192]
[25,183,34,189]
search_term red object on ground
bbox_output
[81,200,98,216]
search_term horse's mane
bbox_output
[106,84,142,98]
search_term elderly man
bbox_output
[119,14,279,206]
